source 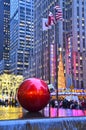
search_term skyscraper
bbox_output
[0,0,10,74]
[32,0,63,85]
[64,0,86,89]
[33,0,86,89]
[10,0,34,75]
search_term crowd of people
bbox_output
[50,98,86,110]
[0,96,19,107]
[59,99,86,109]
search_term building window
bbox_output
[81,81,83,89]
[80,60,82,65]
[77,0,79,4]
[77,7,79,16]
[76,80,79,88]
[83,39,85,48]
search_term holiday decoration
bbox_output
[58,49,66,89]
[17,78,50,112]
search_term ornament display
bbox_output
[17,78,50,112]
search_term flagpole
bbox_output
[41,27,44,80]
[54,22,58,105]
[54,3,63,108]
[53,4,58,107]
[48,25,51,84]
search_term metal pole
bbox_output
[41,29,44,80]
[56,23,59,107]
[53,5,59,107]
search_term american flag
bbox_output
[54,5,63,21]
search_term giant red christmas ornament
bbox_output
[17,78,50,112]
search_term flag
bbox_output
[42,12,55,31]
[45,11,55,27]
[42,18,49,31]
[48,11,55,25]
[54,5,63,21]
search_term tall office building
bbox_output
[33,0,86,89]
[64,0,86,89]
[32,0,63,85]
[0,0,10,74]
[10,0,34,75]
